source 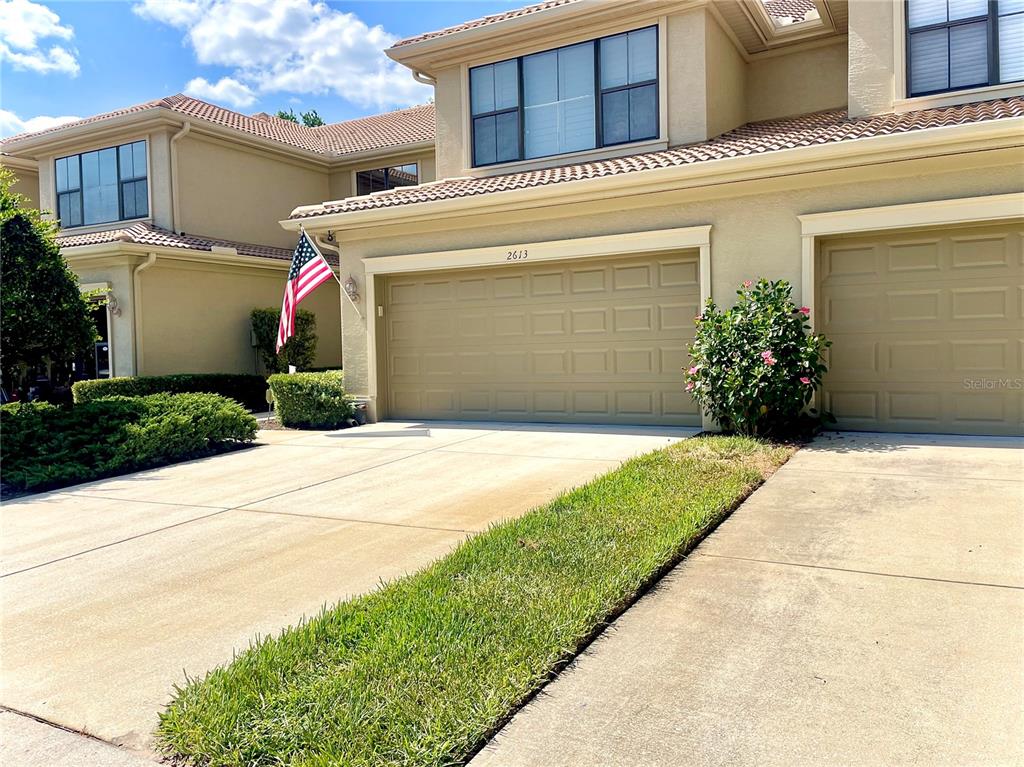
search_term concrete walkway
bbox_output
[471,432,1024,767]
[0,421,691,763]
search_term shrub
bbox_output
[250,308,318,374]
[73,373,269,411]
[267,370,353,429]
[684,279,831,437]
[0,393,256,491]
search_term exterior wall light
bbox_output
[343,275,360,303]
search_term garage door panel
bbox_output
[820,222,1023,436]
[385,253,699,425]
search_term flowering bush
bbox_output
[684,279,831,437]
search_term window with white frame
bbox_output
[55,140,148,228]
[470,26,658,167]
[906,0,1024,97]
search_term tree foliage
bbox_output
[250,307,318,374]
[276,108,325,127]
[0,167,96,391]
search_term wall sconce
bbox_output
[106,291,122,317]
[343,275,360,303]
[325,230,336,243]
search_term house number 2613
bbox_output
[506,249,528,261]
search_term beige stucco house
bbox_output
[0,97,435,379]
[279,0,1023,436]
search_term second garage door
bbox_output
[383,252,701,425]
[819,221,1023,436]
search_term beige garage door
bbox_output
[383,252,700,425]
[819,221,1023,436]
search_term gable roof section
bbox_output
[290,97,1024,220]
[55,221,341,265]
[0,95,434,160]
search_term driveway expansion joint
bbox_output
[700,553,1024,590]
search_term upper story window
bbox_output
[356,163,419,195]
[55,140,148,228]
[907,0,1024,97]
[470,26,658,167]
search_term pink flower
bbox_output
[742,280,753,289]
[798,306,810,316]
[800,376,811,385]
[687,366,699,375]
[685,381,695,392]
[760,350,776,366]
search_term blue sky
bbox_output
[0,0,520,136]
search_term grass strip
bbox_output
[158,435,794,767]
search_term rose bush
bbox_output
[684,279,831,437]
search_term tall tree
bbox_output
[0,168,96,392]
[276,108,325,127]
[276,108,298,123]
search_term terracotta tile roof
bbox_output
[762,0,819,23]
[56,221,338,266]
[291,97,1024,220]
[0,95,434,159]
[391,0,579,48]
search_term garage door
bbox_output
[384,252,700,424]
[819,222,1023,436]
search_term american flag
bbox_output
[276,231,336,351]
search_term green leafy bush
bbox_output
[684,279,831,437]
[72,373,269,411]
[250,307,317,374]
[1,393,256,491]
[267,370,353,429]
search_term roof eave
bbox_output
[282,117,1024,232]
[326,139,436,167]
[60,240,293,269]
[1,110,182,159]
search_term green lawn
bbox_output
[158,435,794,767]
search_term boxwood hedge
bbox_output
[72,373,269,411]
[267,370,353,429]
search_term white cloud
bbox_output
[0,108,80,138]
[184,76,257,108]
[132,0,429,111]
[0,0,79,76]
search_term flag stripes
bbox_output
[276,231,335,352]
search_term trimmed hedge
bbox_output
[267,370,353,429]
[251,307,317,374]
[1,393,257,491]
[72,374,269,411]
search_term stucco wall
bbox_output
[747,40,848,121]
[705,12,747,138]
[848,0,896,117]
[71,260,138,377]
[175,134,329,248]
[433,65,465,181]
[326,147,1023,398]
[135,259,341,376]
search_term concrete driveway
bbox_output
[0,421,692,761]
[470,432,1024,767]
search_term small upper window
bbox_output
[906,0,1024,97]
[356,163,419,196]
[469,26,659,167]
[56,140,148,228]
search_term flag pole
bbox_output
[301,224,343,285]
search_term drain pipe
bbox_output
[132,253,158,374]
[412,70,436,86]
[169,121,191,232]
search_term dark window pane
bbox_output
[910,28,949,93]
[135,179,148,217]
[495,111,520,163]
[122,182,136,219]
[474,115,497,165]
[119,144,134,178]
[132,141,147,179]
[627,27,657,83]
[950,21,988,88]
[629,83,657,140]
[601,89,629,145]
[471,65,495,115]
[58,191,82,227]
[56,157,69,193]
[470,60,518,116]
[600,33,628,89]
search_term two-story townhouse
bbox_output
[286,0,1024,436]
[0,97,435,381]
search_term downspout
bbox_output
[132,253,158,374]
[169,121,191,232]
[412,70,436,86]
